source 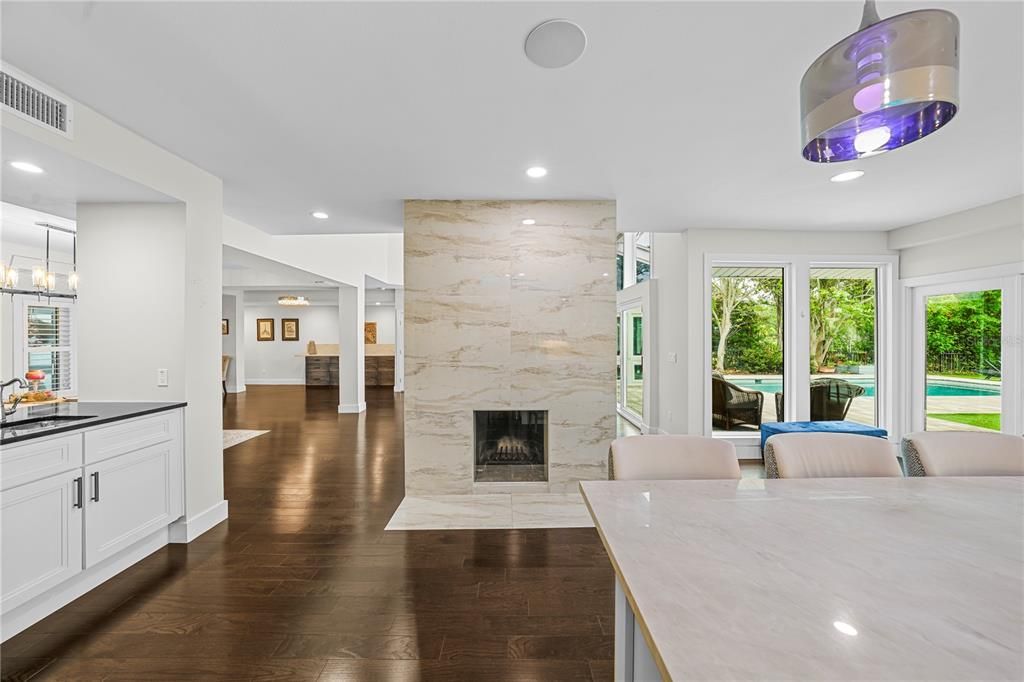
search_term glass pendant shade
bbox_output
[801,8,959,162]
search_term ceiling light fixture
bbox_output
[522,219,536,225]
[526,166,548,179]
[375,301,381,306]
[311,211,329,220]
[10,161,44,174]
[278,295,310,306]
[830,170,865,183]
[801,0,959,162]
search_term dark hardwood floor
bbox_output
[1,386,614,681]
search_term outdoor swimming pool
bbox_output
[729,377,1000,398]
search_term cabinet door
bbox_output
[84,442,177,568]
[1,471,84,613]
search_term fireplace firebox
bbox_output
[474,410,547,482]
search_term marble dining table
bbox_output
[580,476,1024,681]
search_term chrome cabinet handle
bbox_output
[73,476,83,509]
[91,471,100,502]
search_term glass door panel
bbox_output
[924,290,1002,431]
[808,268,877,425]
[623,307,644,418]
[616,315,623,410]
[710,267,784,433]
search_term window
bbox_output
[809,268,877,426]
[634,232,651,284]
[924,290,1001,432]
[710,266,784,433]
[24,303,74,395]
[616,233,625,291]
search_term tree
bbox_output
[711,277,755,371]
[809,278,875,371]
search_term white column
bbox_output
[221,292,246,392]
[394,287,405,393]
[339,283,366,413]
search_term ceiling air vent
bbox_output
[1,69,71,135]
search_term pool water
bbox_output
[728,377,1000,398]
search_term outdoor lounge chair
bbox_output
[711,372,764,430]
[774,377,866,422]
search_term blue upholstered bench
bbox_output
[760,421,888,455]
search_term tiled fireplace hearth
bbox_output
[475,410,547,482]
[404,200,617,494]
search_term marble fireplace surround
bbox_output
[404,200,617,494]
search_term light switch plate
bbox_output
[157,369,169,387]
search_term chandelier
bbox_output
[1,221,78,299]
[801,1,959,163]
[278,295,310,306]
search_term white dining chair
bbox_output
[764,432,901,479]
[609,435,741,480]
[901,431,1024,477]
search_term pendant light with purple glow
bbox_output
[800,0,959,163]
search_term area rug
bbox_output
[223,429,269,450]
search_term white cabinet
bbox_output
[84,441,181,567]
[1,470,84,612]
[0,408,184,638]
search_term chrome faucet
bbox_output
[1,378,28,424]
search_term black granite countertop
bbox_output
[1,402,187,446]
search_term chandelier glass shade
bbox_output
[801,6,959,163]
[278,295,310,306]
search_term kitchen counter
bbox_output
[1,401,187,445]
[581,477,1024,681]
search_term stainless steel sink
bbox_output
[2,415,97,435]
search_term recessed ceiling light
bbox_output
[833,621,858,637]
[602,272,610,277]
[522,219,536,225]
[311,211,329,220]
[10,161,44,174]
[375,301,381,306]
[830,170,865,183]
[526,166,548,179]
[518,272,526,277]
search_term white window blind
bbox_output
[26,304,73,393]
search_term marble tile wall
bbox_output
[404,200,617,494]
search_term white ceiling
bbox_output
[1,130,174,219]
[2,1,1021,235]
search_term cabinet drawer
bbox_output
[1,434,83,492]
[378,370,396,386]
[1,470,83,612]
[84,411,180,465]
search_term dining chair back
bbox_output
[765,432,901,479]
[609,435,741,480]
[901,431,1023,476]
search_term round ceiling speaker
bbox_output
[525,19,587,69]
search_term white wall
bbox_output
[76,204,187,401]
[244,305,339,384]
[890,196,1024,280]
[3,68,226,532]
[364,305,396,344]
[223,215,402,287]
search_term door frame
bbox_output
[617,280,655,433]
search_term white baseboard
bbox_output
[338,402,367,413]
[1,528,169,642]
[226,385,246,394]
[245,378,304,385]
[168,500,229,544]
